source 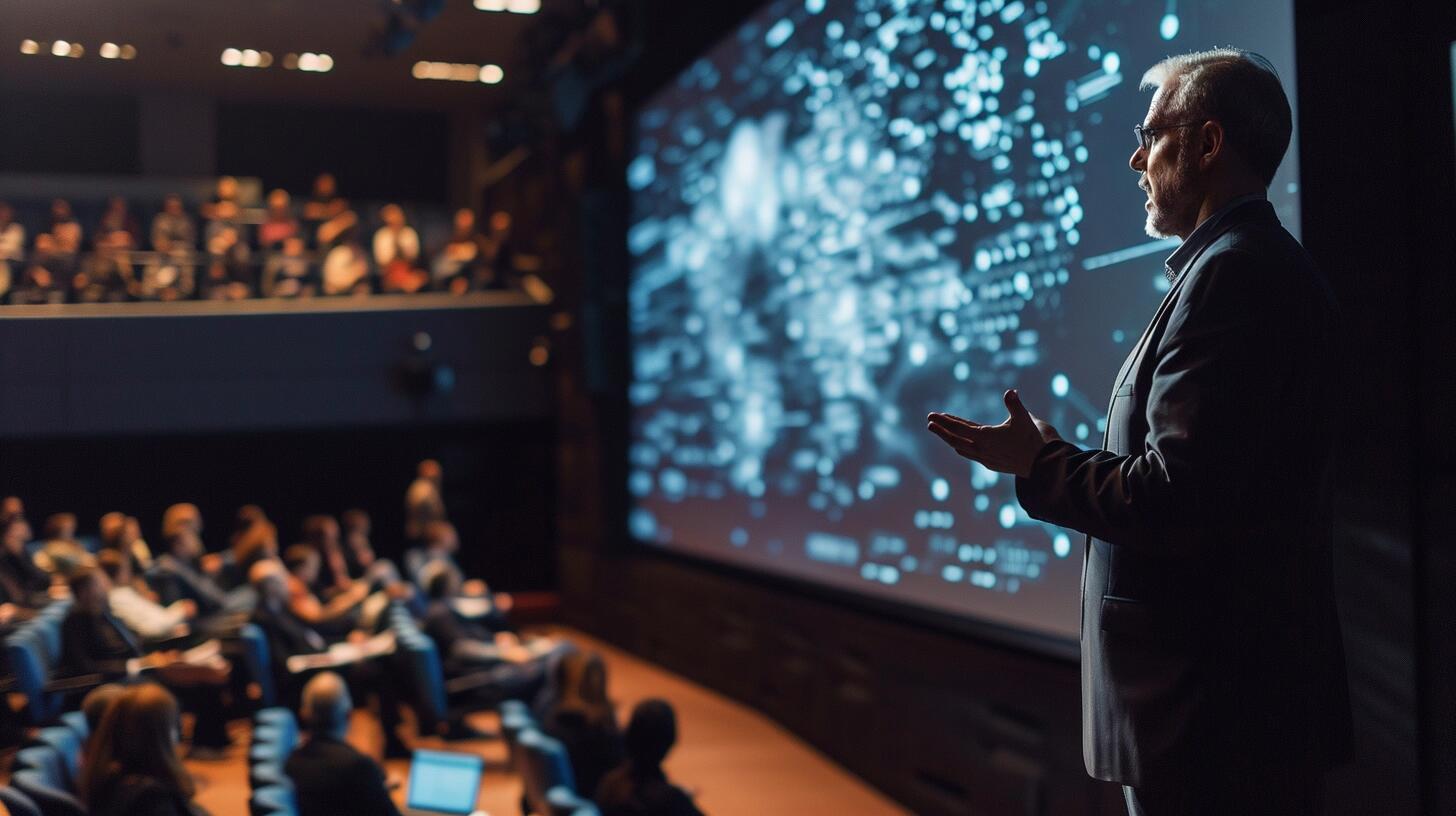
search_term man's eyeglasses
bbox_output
[1133,121,1200,152]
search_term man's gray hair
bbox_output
[300,671,352,736]
[1140,48,1292,187]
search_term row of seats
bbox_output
[500,699,600,816]
[4,708,90,816]
[1,601,277,726]
[4,601,77,726]
[248,708,300,816]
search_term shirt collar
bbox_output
[1163,193,1270,281]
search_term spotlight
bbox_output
[221,47,242,66]
[20,39,40,55]
[118,44,137,60]
[479,64,504,84]
[99,42,120,59]
[51,40,70,57]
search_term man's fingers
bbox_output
[928,412,985,436]
[1004,389,1030,420]
[927,423,979,458]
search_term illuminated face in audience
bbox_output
[268,189,291,216]
[1130,78,1205,240]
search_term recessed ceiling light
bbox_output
[19,39,40,55]
[479,64,504,84]
[118,44,137,60]
[51,40,70,57]
[474,0,508,10]
[99,42,120,59]
[506,0,540,13]
[221,47,242,66]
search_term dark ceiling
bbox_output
[0,0,550,110]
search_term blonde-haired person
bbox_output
[80,683,210,816]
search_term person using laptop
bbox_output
[286,671,403,816]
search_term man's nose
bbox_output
[1129,146,1146,173]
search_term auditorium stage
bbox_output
[186,627,909,816]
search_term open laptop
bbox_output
[405,748,486,815]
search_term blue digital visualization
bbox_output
[627,0,1299,639]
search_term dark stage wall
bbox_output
[558,1,1456,815]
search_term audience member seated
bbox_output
[543,652,625,802]
[51,199,84,261]
[199,223,253,300]
[282,545,368,637]
[96,196,144,249]
[74,229,138,303]
[1,514,51,608]
[478,210,521,291]
[8,233,69,304]
[595,700,704,816]
[60,567,231,754]
[430,209,487,294]
[150,530,229,615]
[419,560,545,700]
[0,201,23,297]
[374,204,427,294]
[139,247,196,302]
[340,509,375,579]
[285,671,403,816]
[257,189,300,252]
[248,559,411,757]
[301,173,343,236]
[79,682,212,816]
[151,195,197,254]
[321,228,371,295]
[406,522,501,614]
[261,235,315,298]
[98,550,196,644]
[404,459,448,545]
[33,512,94,577]
[300,515,353,598]
[201,176,241,224]
[100,512,155,575]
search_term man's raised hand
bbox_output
[926,389,1061,478]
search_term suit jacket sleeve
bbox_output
[1015,248,1299,558]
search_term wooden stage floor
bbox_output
[186,626,909,816]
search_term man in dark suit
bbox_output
[928,49,1350,815]
[285,671,402,816]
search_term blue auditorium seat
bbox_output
[34,726,83,790]
[500,703,537,773]
[249,782,299,816]
[3,601,74,725]
[237,623,277,708]
[388,605,450,735]
[0,786,42,816]
[58,710,88,739]
[518,728,582,816]
[250,760,291,794]
[547,788,602,816]
[10,744,85,816]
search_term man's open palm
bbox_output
[927,389,1061,478]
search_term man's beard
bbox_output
[1142,160,1199,240]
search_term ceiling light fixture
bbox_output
[412,60,505,84]
[19,39,40,55]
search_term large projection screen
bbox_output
[626,0,1299,641]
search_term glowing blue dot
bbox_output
[1102,52,1120,74]
[999,504,1017,529]
[1053,533,1072,558]
[765,19,795,48]
[626,155,655,190]
[1051,373,1069,397]
[1075,423,1089,440]
[805,0,825,12]
[1023,57,1040,77]
[730,528,749,547]
[908,341,928,366]
[1159,14,1180,40]
[629,509,657,540]
[1013,271,1031,294]
[931,478,950,501]
[954,361,970,381]
[1112,329,1126,343]
[974,494,990,511]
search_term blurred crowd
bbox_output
[0,174,534,305]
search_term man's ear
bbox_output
[1197,119,1225,171]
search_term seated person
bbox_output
[249,559,410,756]
[285,672,403,816]
[96,196,143,249]
[80,682,213,816]
[282,544,368,636]
[404,459,447,545]
[150,529,229,615]
[138,248,196,302]
[100,511,154,573]
[542,652,624,802]
[261,236,316,297]
[302,173,343,233]
[320,230,371,296]
[0,514,51,608]
[595,700,704,816]
[73,229,138,303]
[407,522,510,623]
[300,515,353,598]
[198,223,252,300]
[151,194,197,253]
[339,509,375,578]
[98,549,196,644]
[8,234,69,304]
[81,682,128,750]
[33,512,94,577]
[419,560,549,697]
[60,567,230,754]
[257,189,300,252]
[431,209,488,294]
[373,204,426,294]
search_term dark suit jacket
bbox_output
[284,735,402,816]
[1015,199,1351,786]
[61,608,142,678]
